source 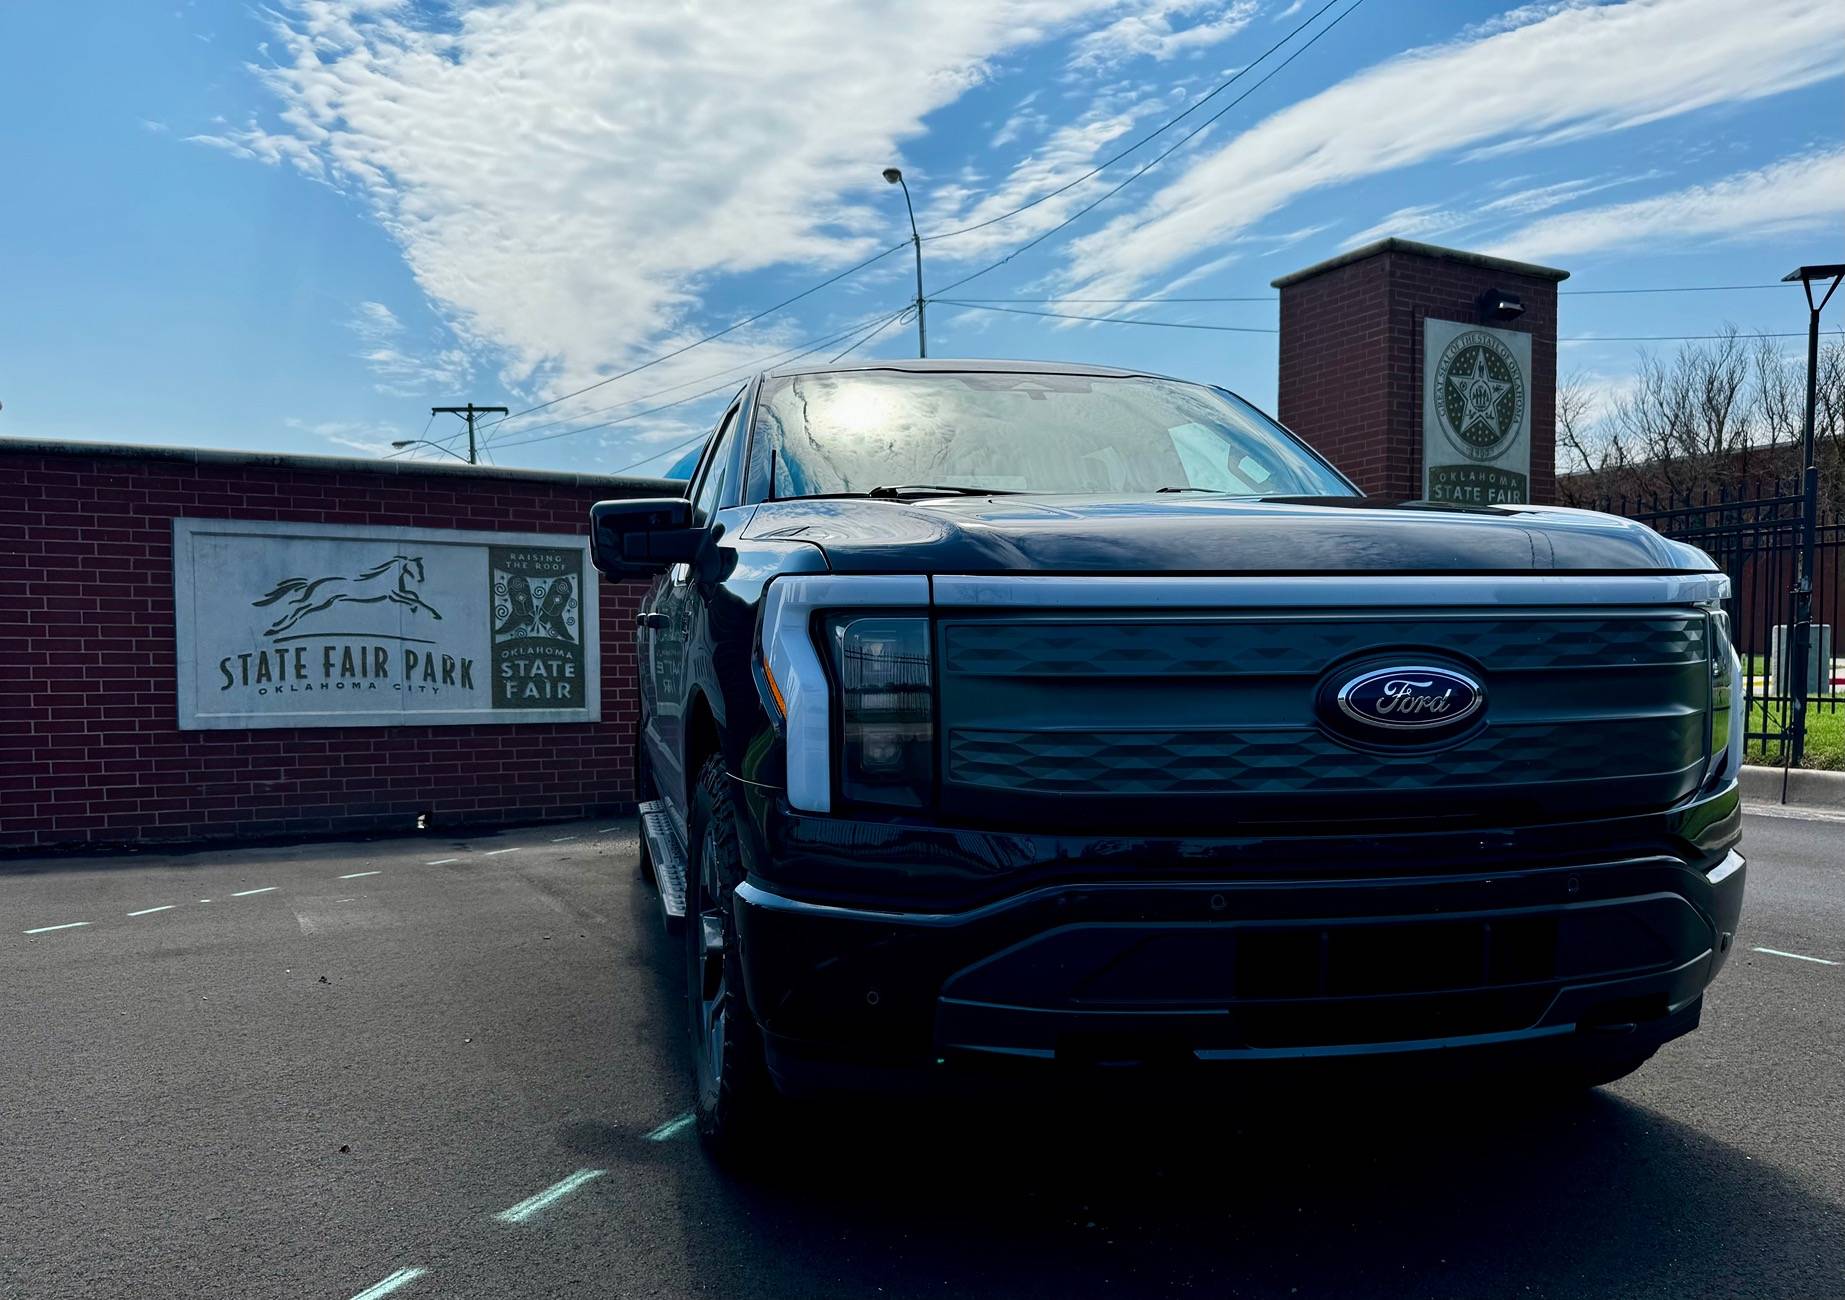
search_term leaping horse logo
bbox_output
[253,555,443,636]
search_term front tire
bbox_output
[685,753,777,1159]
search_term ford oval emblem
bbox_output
[1335,665,1485,732]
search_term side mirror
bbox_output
[590,498,700,578]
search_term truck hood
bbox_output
[739,494,1714,574]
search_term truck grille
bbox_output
[936,609,1710,825]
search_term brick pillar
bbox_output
[1272,239,1567,504]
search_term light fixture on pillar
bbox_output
[1477,287,1525,323]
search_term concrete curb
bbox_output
[1739,763,1845,810]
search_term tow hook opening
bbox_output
[1581,995,1669,1036]
[1055,1031,1193,1070]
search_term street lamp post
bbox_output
[1781,263,1843,767]
[883,167,925,358]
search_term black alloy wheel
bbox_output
[684,753,775,1157]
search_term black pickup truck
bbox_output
[590,359,1745,1154]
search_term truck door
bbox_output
[649,399,743,817]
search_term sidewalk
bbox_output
[1740,764,1845,817]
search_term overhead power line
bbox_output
[429,0,1356,459]
[495,382,747,455]
[937,299,1277,333]
[386,410,440,461]
[921,0,1350,245]
[483,306,905,448]
[476,239,909,440]
[1562,283,1795,296]
[944,283,1798,306]
[929,0,1370,301]
[936,299,1831,343]
[493,307,911,453]
[832,308,913,362]
[1562,331,1820,342]
[954,295,1277,304]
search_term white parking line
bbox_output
[340,871,382,879]
[127,906,176,917]
[231,887,277,897]
[492,1168,606,1224]
[598,826,622,834]
[484,847,521,856]
[550,836,578,843]
[23,922,90,935]
[347,1266,426,1300]
[645,1113,695,1142]
[1752,946,1841,966]
[425,858,459,866]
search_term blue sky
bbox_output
[1,0,1840,475]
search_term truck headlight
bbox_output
[826,615,933,808]
[1703,600,1742,786]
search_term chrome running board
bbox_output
[639,798,688,932]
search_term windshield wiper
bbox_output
[1153,486,1220,493]
[864,483,1024,498]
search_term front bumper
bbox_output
[729,784,1746,1093]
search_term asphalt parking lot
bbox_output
[3,810,1840,1300]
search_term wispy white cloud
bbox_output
[1458,0,1600,41]
[1489,148,1845,262]
[1059,0,1844,298]
[921,82,1189,265]
[1338,203,1475,250]
[346,300,471,397]
[1476,170,1665,217]
[991,91,1047,148]
[1336,169,1671,251]
[283,417,404,457]
[1068,1,1258,74]
[188,123,325,178]
[200,0,1145,413]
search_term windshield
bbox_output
[749,370,1354,499]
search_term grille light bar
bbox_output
[827,615,933,808]
[759,574,929,813]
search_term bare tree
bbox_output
[1557,328,1845,509]
[1555,373,1625,504]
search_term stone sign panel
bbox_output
[1422,317,1533,505]
[173,519,599,729]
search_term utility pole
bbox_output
[1782,264,1844,767]
[430,403,509,465]
[882,168,926,358]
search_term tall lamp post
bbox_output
[1781,263,1843,767]
[883,167,926,358]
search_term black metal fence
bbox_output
[1598,479,1845,763]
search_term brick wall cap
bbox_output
[0,437,683,496]
[1271,238,1570,289]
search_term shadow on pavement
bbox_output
[614,868,1837,1299]
[659,1073,1837,1300]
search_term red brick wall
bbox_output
[1276,255,1397,496]
[1275,241,1562,504]
[0,443,659,852]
